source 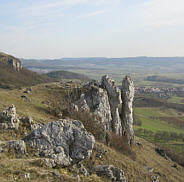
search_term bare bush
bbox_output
[109,133,136,160]
[67,109,106,142]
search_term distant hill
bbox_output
[0,52,54,89]
[21,57,184,79]
[45,70,90,81]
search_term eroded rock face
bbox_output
[121,76,134,144]
[0,52,22,72]
[24,119,95,167]
[73,80,112,133]
[0,104,20,130]
[95,165,127,182]
[101,75,122,135]
[8,58,22,72]
[72,75,135,144]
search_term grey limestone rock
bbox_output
[0,104,20,130]
[21,116,33,129]
[0,52,22,72]
[121,76,135,144]
[74,81,112,133]
[95,165,127,182]
[23,119,95,167]
[101,75,122,135]
[21,116,42,131]
[72,75,135,144]
[8,58,22,71]
[7,140,27,155]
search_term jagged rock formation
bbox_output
[0,52,22,72]
[121,76,135,144]
[0,104,20,130]
[24,119,95,167]
[72,80,112,133]
[95,165,127,182]
[101,75,122,135]
[72,75,135,144]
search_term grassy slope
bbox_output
[1,139,184,182]
[0,85,57,124]
[0,84,184,181]
[0,61,53,89]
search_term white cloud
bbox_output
[21,0,118,15]
[16,0,115,30]
[79,10,109,18]
[137,0,184,27]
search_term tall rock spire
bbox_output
[101,75,122,135]
[71,75,135,144]
[121,76,135,144]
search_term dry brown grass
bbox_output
[0,84,184,182]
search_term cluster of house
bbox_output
[135,87,183,98]
[135,87,178,93]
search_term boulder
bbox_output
[0,104,20,130]
[21,116,33,129]
[21,116,42,131]
[24,119,95,167]
[7,140,27,155]
[69,163,89,177]
[95,165,127,182]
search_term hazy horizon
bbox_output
[1,0,184,59]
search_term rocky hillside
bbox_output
[0,52,22,71]
[0,76,183,182]
[0,52,54,89]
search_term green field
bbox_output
[134,107,184,133]
[168,96,184,104]
[134,104,184,156]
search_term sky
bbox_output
[0,0,184,59]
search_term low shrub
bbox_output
[109,133,136,160]
[67,110,106,142]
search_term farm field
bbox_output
[134,98,184,163]
[168,96,184,104]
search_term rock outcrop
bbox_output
[0,52,22,72]
[7,140,27,155]
[0,140,27,155]
[121,76,135,144]
[0,104,20,130]
[24,119,95,167]
[72,75,135,144]
[95,165,127,182]
[21,116,42,131]
[73,80,112,133]
[101,75,122,135]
